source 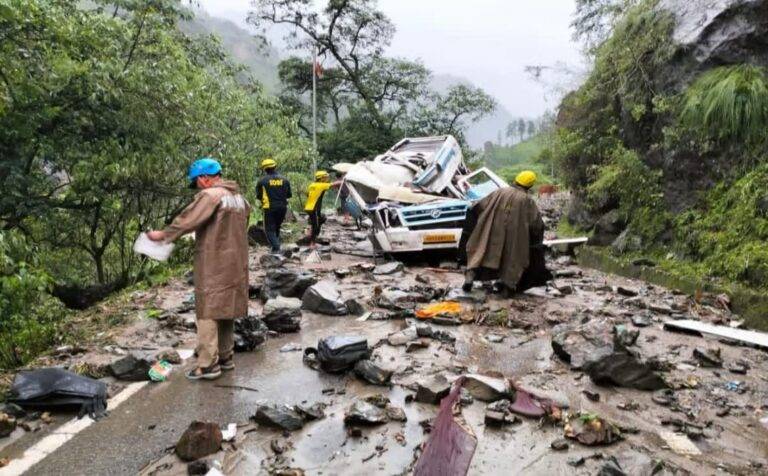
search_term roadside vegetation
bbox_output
[551,0,768,291]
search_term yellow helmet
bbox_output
[515,170,537,189]
[315,170,330,180]
[261,158,277,170]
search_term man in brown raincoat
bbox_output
[148,158,250,380]
[462,170,551,296]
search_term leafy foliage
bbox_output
[0,0,310,291]
[0,231,63,369]
[680,65,768,146]
[252,0,495,160]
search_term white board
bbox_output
[664,319,768,350]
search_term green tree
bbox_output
[0,0,310,291]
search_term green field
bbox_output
[482,136,556,186]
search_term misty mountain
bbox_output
[430,74,519,149]
[185,10,524,150]
[181,9,281,92]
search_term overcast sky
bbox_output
[197,0,585,117]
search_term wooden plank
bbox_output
[663,319,768,350]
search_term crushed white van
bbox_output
[337,135,509,253]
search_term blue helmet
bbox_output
[187,157,222,186]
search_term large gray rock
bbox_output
[260,268,317,301]
[302,280,348,315]
[262,296,302,333]
[415,374,451,404]
[252,404,305,431]
[658,0,768,87]
[373,262,404,275]
[552,322,667,391]
[109,354,152,381]
[343,400,388,426]
[354,360,393,386]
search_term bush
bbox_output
[0,232,63,369]
[680,65,768,147]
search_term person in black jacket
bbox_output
[256,158,291,253]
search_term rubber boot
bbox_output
[462,269,476,292]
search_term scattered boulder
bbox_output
[416,325,456,343]
[344,400,388,426]
[376,288,420,310]
[551,321,614,370]
[552,322,667,390]
[415,375,451,404]
[586,351,667,391]
[344,298,367,317]
[233,316,269,351]
[175,421,222,462]
[295,402,327,421]
[484,400,520,427]
[260,253,286,268]
[354,360,393,386]
[373,262,404,275]
[261,268,317,301]
[302,280,348,315]
[693,347,723,368]
[109,354,152,381]
[0,413,16,437]
[385,405,407,422]
[463,374,512,402]
[262,296,302,333]
[631,315,651,327]
[387,326,419,346]
[252,404,305,431]
[597,451,661,476]
[155,349,182,365]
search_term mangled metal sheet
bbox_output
[339,135,509,253]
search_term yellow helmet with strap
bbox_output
[261,158,277,170]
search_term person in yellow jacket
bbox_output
[304,170,340,246]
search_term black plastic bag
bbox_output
[304,335,371,373]
[8,368,108,419]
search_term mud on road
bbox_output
[2,210,768,476]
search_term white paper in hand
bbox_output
[133,233,174,261]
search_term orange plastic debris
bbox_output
[415,301,463,319]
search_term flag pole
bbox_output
[312,43,318,174]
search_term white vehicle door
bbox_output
[456,167,509,201]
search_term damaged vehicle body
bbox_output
[338,135,508,253]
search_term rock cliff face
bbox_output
[566,0,768,240]
[656,0,768,210]
[659,0,768,88]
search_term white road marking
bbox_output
[0,381,149,476]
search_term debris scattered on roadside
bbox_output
[175,421,222,461]
[303,335,371,373]
[659,430,701,456]
[353,359,393,386]
[692,347,723,368]
[252,404,306,431]
[263,296,303,333]
[9,368,107,419]
[564,412,623,446]
[301,280,348,315]
[110,354,153,381]
[415,375,451,404]
[234,315,269,351]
